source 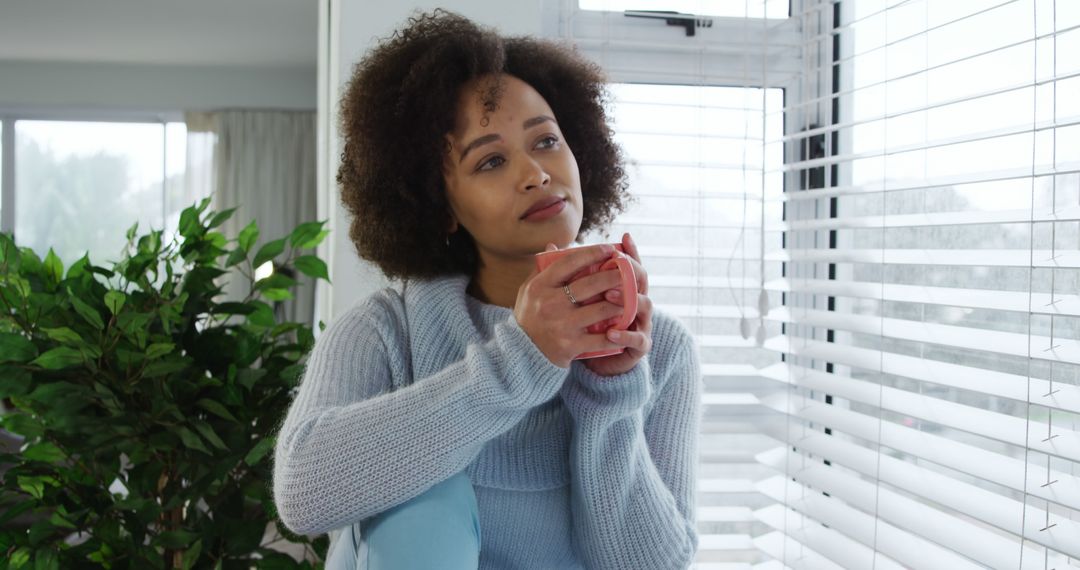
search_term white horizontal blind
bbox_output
[555,1,795,566]
[770,0,1080,568]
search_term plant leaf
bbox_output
[10,276,31,298]
[30,346,84,369]
[288,221,325,249]
[69,294,105,330]
[244,437,275,466]
[48,509,77,530]
[66,253,90,279]
[0,332,37,363]
[41,327,83,346]
[293,255,330,282]
[144,342,175,360]
[261,288,292,301]
[296,229,330,249]
[33,549,60,570]
[252,238,287,269]
[177,427,211,455]
[206,231,227,249]
[236,219,259,252]
[238,220,259,253]
[254,273,296,292]
[197,399,239,423]
[43,248,64,285]
[193,421,227,450]
[104,291,126,315]
[9,547,30,569]
[207,207,237,229]
[20,248,42,276]
[22,441,65,463]
[3,413,44,439]
[0,366,31,397]
[156,530,199,549]
[247,302,275,328]
[236,368,267,391]
[142,356,190,378]
[178,205,202,238]
[224,247,247,267]
[181,539,204,570]
[17,475,56,500]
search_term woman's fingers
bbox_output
[538,243,615,285]
[606,294,653,349]
[568,297,627,329]
[606,328,652,354]
[563,268,623,304]
[517,239,652,368]
[620,233,649,295]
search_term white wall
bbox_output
[0,61,316,114]
[316,1,545,323]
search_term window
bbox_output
[562,0,1080,567]
[772,0,1080,567]
[0,117,188,266]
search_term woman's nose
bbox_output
[519,157,551,192]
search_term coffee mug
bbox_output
[534,244,639,360]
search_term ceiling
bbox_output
[0,0,318,68]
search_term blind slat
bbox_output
[771,441,1080,558]
[754,504,906,570]
[776,166,1080,203]
[763,351,1080,421]
[758,393,1080,511]
[766,247,1080,268]
[770,204,1080,231]
[768,306,1080,366]
[755,474,995,570]
[765,278,1080,318]
[759,368,1080,463]
[750,530,846,570]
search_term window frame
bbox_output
[0,108,183,239]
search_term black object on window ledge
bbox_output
[623,10,714,37]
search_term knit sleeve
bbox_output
[559,312,702,569]
[272,290,567,536]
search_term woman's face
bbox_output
[442,74,583,268]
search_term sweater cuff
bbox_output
[561,358,652,420]
[489,316,569,407]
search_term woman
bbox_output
[273,10,701,569]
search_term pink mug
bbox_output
[534,244,639,360]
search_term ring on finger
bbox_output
[563,284,579,305]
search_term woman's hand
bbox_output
[582,233,652,377]
[514,243,629,368]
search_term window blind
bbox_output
[768,1,1080,568]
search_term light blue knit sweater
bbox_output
[273,274,701,568]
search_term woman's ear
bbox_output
[447,214,459,234]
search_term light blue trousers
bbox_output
[324,471,482,570]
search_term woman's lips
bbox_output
[521,198,567,221]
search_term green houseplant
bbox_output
[0,199,330,569]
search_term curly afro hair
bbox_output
[337,9,629,280]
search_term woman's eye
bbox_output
[477,156,505,171]
[536,135,560,149]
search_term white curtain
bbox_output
[184,110,318,327]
